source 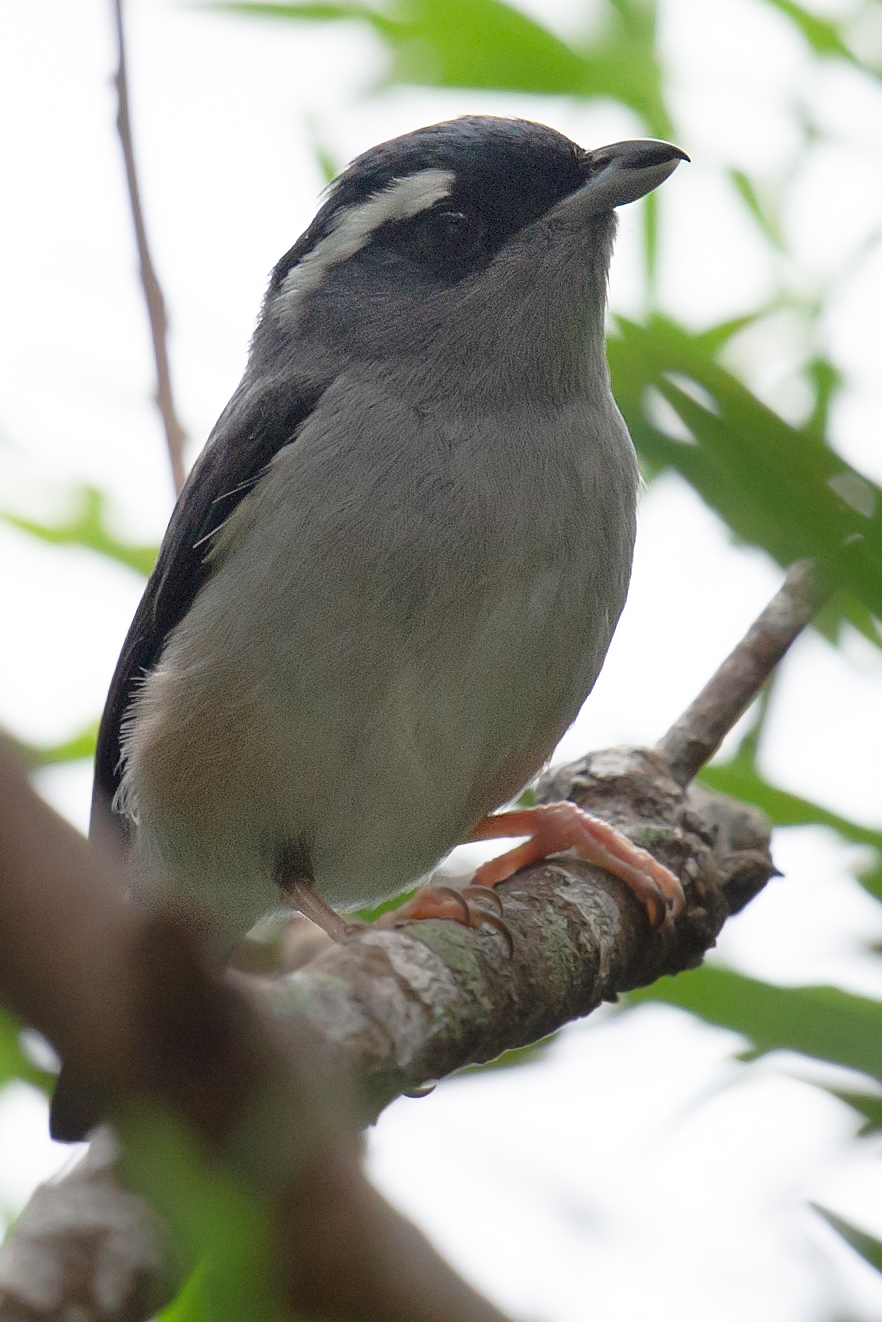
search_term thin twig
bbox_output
[657,559,825,786]
[112,0,187,495]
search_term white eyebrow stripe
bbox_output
[282,168,455,297]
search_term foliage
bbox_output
[608,316,882,633]
[0,485,158,578]
[0,1011,54,1097]
[812,1205,882,1277]
[633,967,882,1083]
[122,1108,285,1322]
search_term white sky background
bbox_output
[2,0,882,1317]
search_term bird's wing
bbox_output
[91,376,326,846]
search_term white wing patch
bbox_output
[282,168,455,298]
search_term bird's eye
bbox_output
[415,209,474,264]
[377,206,487,278]
[425,209,465,242]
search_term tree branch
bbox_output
[237,747,774,1126]
[0,739,510,1322]
[0,560,822,1319]
[657,559,824,785]
[112,0,187,495]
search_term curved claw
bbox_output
[374,882,514,956]
[461,884,505,917]
[475,908,514,959]
[430,884,473,926]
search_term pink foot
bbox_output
[470,803,685,928]
[378,884,513,955]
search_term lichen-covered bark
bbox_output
[243,747,775,1123]
[0,749,776,1322]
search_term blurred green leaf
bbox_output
[689,314,762,355]
[829,1089,882,1136]
[803,357,843,444]
[157,1267,208,1321]
[352,884,418,921]
[812,588,882,650]
[698,758,882,853]
[731,169,786,251]
[210,0,673,135]
[1,487,157,577]
[631,965,882,1083]
[0,1010,54,1095]
[121,1107,285,1322]
[7,724,98,770]
[812,1204,882,1274]
[698,752,882,901]
[214,0,589,90]
[305,114,342,186]
[643,187,659,286]
[609,315,882,622]
[762,0,856,62]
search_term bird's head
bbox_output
[259,117,687,401]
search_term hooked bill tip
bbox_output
[583,139,690,177]
[565,137,689,211]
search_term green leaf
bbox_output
[700,709,882,901]
[0,1010,55,1095]
[762,0,855,62]
[730,169,786,251]
[388,0,593,97]
[643,187,659,286]
[7,724,98,770]
[205,2,399,35]
[828,1089,882,1136]
[608,315,882,622]
[1,487,157,577]
[631,965,882,1083]
[305,115,342,186]
[121,1107,285,1322]
[697,760,882,855]
[215,0,593,92]
[812,1204,882,1274]
[812,589,882,650]
[209,0,673,135]
[690,313,764,356]
[351,885,418,921]
[804,357,843,444]
[698,751,882,901]
[157,1264,208,1322]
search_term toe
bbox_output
[461,884,505,917]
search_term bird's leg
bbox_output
[273,840,510,950]
[274,838,363,942]
[284,878,362,943]
[287,875,513,954]
[469,802,685,928]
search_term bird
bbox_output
[95,117,686,971]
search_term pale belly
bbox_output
[120,387,637,939]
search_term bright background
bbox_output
[2,0,882,1317]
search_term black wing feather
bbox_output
[91,376,325,845]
